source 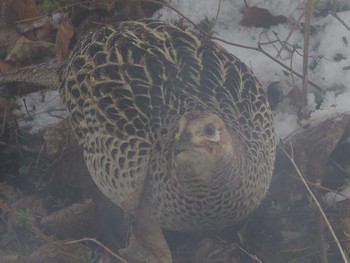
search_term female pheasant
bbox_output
[1,19,276,232]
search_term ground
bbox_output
[1,0,350,262]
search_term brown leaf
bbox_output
[118,0,164,20]
[0,183,22,205]
[0,28,21,55]
[241,7,288,28]
[28,242,92,263]
[0,61,14,73]
[280,113,350,182]
[121,0,147,20]
[46,146,92,199]
[16,15,57,42]
[0,98,18,143]
[93,0,118,12]
[1,0,39,27]
[56,20,75,63]
[124,196,172,263]
[340,217,350,255]
[123,180,171,263]
[40,199,97,239]
[12,195,48,218]
[287,86,305,109]
[43,118,77,157]
[5,36,55,64]
[194,238,240,263]
[270,113,350,206]
[266,81,284,110]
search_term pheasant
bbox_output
[0,19,276,261]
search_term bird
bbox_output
[0,19,276,231]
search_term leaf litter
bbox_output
[1,0,350,262]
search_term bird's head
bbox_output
[174,112,240,182]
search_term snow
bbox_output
[15,90,64,133]
[16,0,350,140]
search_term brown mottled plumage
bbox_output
[1,19,276,231]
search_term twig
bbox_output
[281,142,348,263]
[1,102,8,136]
[65,238,128,263]
[243,0,249,8]
[239,246,263,263]
[213,0,222,29]
[14,1,90,24]
[317,216,328,263]
[22,98,33,120]
[289,47,297,94]
[302,0,313,111]
[277,11,305,58]
[330,12,350,32]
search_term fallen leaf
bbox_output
[40,199,97,239]
[43,118,77,157]
[281,113,350,182]
[1,0,39,27]
[0,61,14,73]
[16,15,59,42]
[28,242,92,263]
[5,36,55,64]
[125,200,172,263]
[56,20,75,63]
[241,6,288,28]
[194,238,240,263]
[0,183,22,205]
[123,181,172,263]
[0,28,21,55]
[266,81,284,110]
[12,195,48,218]
[340,217,350,255]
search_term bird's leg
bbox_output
[122,178,172,263]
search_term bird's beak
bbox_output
[175,131,196,155]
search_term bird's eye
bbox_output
[204,124,216,137]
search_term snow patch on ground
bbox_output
[15,90,66,134]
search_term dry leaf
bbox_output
[0,28,21,55]
[40,199,97,239]
[340,217,350,255]
[1,0,39,27]
[124,195,172,263]
[287,86,305,109]
[271,113,350,206]
[5,36,55,63]
[28,242,91,263]
[121,0,147,20]
[122,178,171,263]
[278,113,350,182]
[266,81,284,110]
[46,146,92,198]
[16,15,58,42]
[0,61,14,73]
[241,7,288,28]
[43,118,77,157]
[56,20,75,63]
[0,98,18,137]
[0,183,22,205]
[267,113,350,208]
[194,238,240,263]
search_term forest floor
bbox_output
[1,0,350,262]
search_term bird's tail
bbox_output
[0,62,61,89]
